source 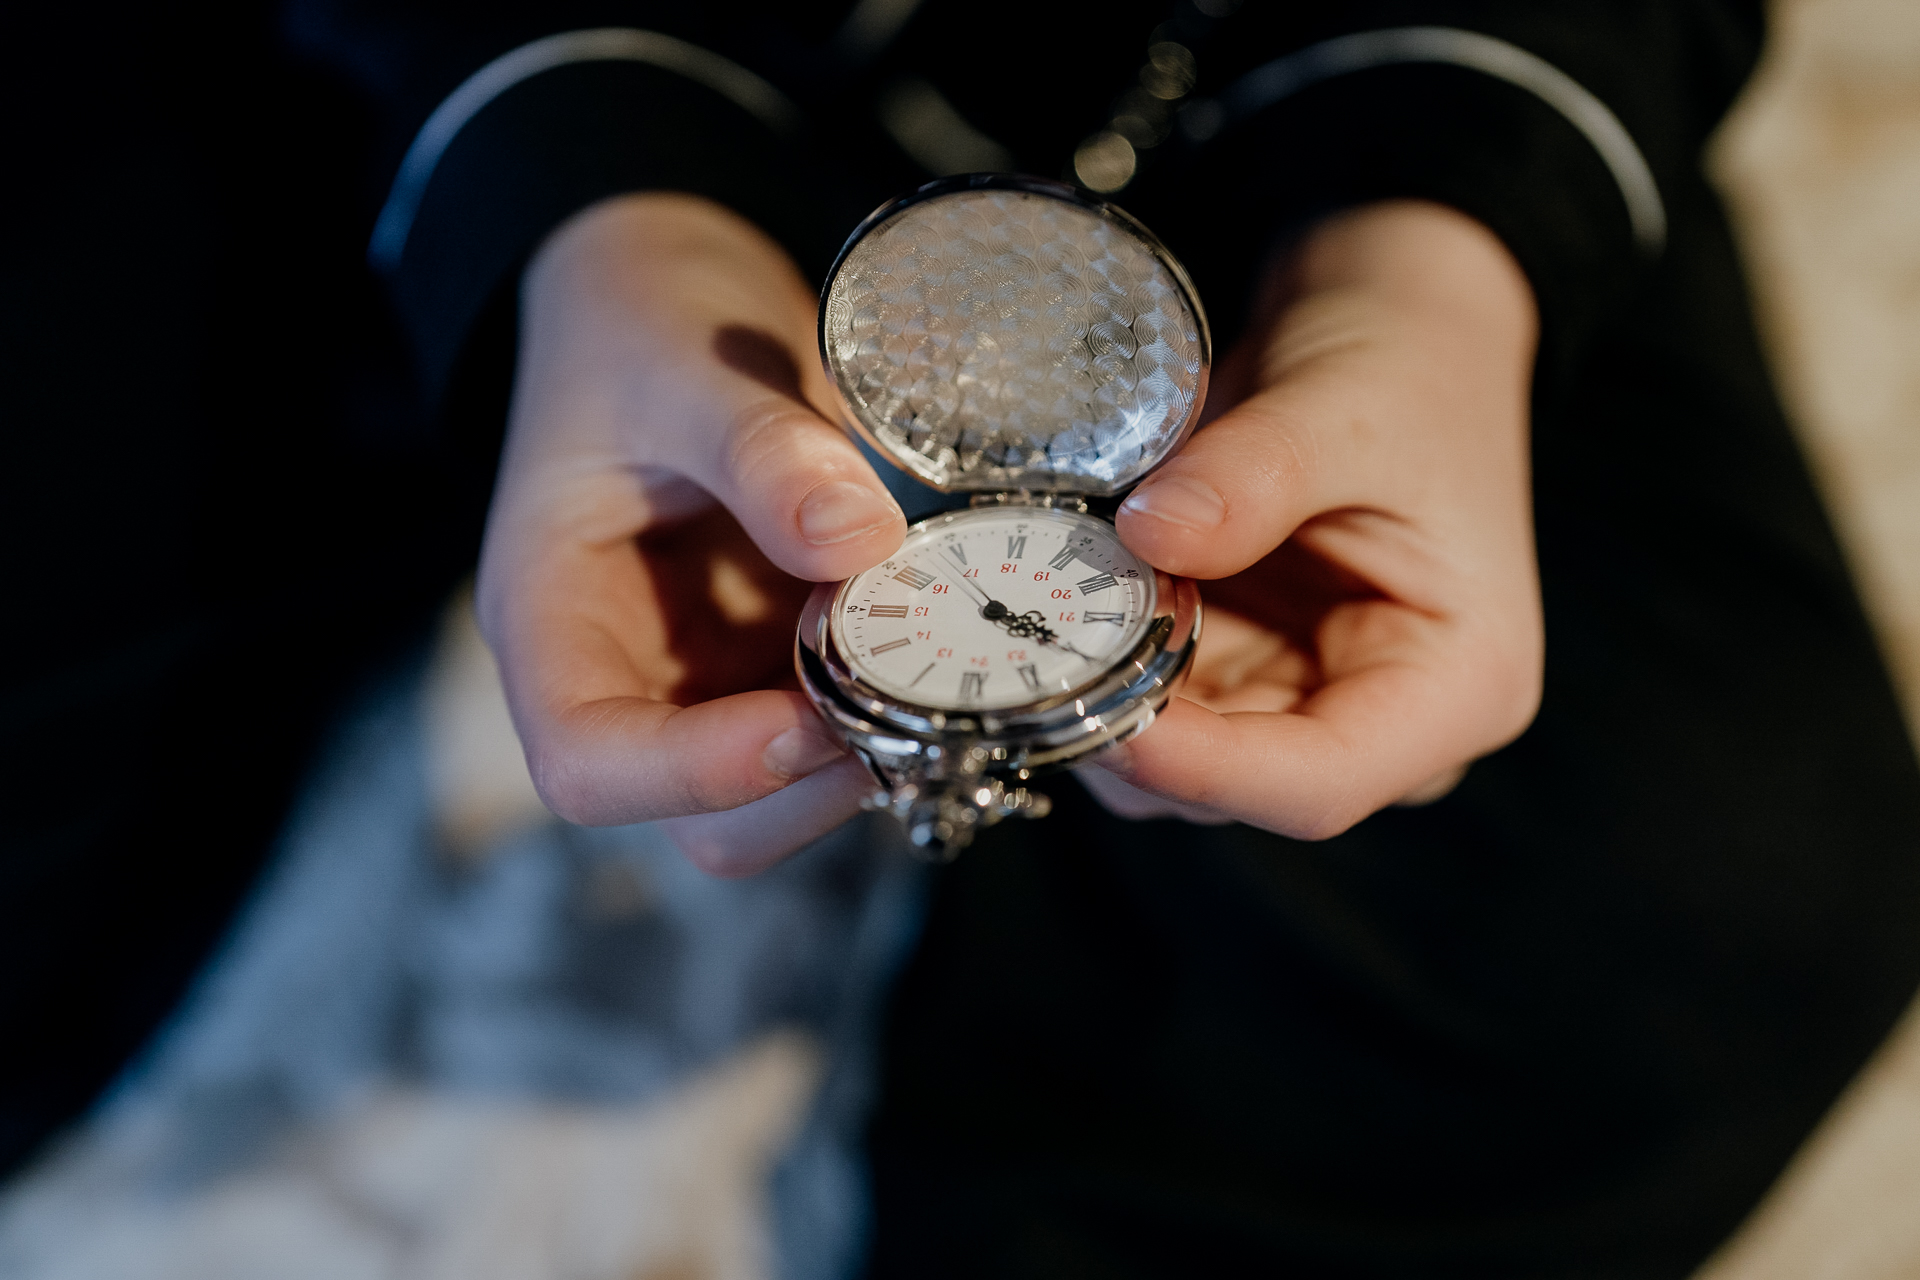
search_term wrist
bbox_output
[1258,200,1537,387]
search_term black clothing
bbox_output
[6,2,1918,1276]
[0,4,501,1174]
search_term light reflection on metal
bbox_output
[1078,33,1206,195]
[821,177,1208,495]
[1141,42,1197,99]
[1110,86,1173,148]
[1073,130,1137,192]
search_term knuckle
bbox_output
[1289,805,1365,843]
[1500,671,1544,739]
[720,397,828,489]
[1479,630,1545,745]
[1275,766,1374,842]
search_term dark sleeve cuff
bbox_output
[381,55,828,408]
[1134,53,1655,374]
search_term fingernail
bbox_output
[798,481,898,546]
[1120,475,1226,532]
[763,726,847,780]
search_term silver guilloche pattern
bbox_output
[823,189,1204,494]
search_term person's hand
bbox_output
[1075,200,1543,837]
[477,193,904,876]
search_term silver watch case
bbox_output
[818,173,1210,496]
[795,511,1202,783]
[798,174,1210,855]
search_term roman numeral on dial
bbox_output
[870,638,910,654]
[1077,573,1118,594]
[893,566,936,589]
[1006,536,1027,560]
[1017,662,1041,691]
[959,671,986,699]
[1084,611,1126,625]
[948,543,967,564]
[868,604,909,618]
[1048,546,1077,570]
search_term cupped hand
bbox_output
[478,193,905,876]
[1078,200,1544,838]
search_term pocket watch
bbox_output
[795,174,1208,859]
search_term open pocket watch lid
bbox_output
[819,174,1210,496]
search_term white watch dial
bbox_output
[831,507,1156,712]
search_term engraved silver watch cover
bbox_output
[798,175,1209,858]
[819,175,1208,493]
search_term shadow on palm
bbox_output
[1181,517,1391,718]
[626,502,812,707]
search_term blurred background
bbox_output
[2,0,1919,1276]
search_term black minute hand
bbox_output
[992,604,1060,646]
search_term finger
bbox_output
[675,387,909,584]
[1097,693,1426,843]
[1395,763,1469,807]
[1114,366,1372,580]
[660,756,874,877]
[515,687,848,828]
[1100,600,1531,839]
[661,263,907,582]
[515,193,908,584]
[1116,205,1534,581]
[1073,759,1233,826]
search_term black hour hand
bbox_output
[981,601,1059,645]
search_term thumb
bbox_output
[1113,360,1385,580]
[518,191,910,584]
[671,366,910,583]
[1115,201,1537,582]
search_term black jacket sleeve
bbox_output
[289,0,1764,414]
[284,3,845,407]
[1121,2,1764,370]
